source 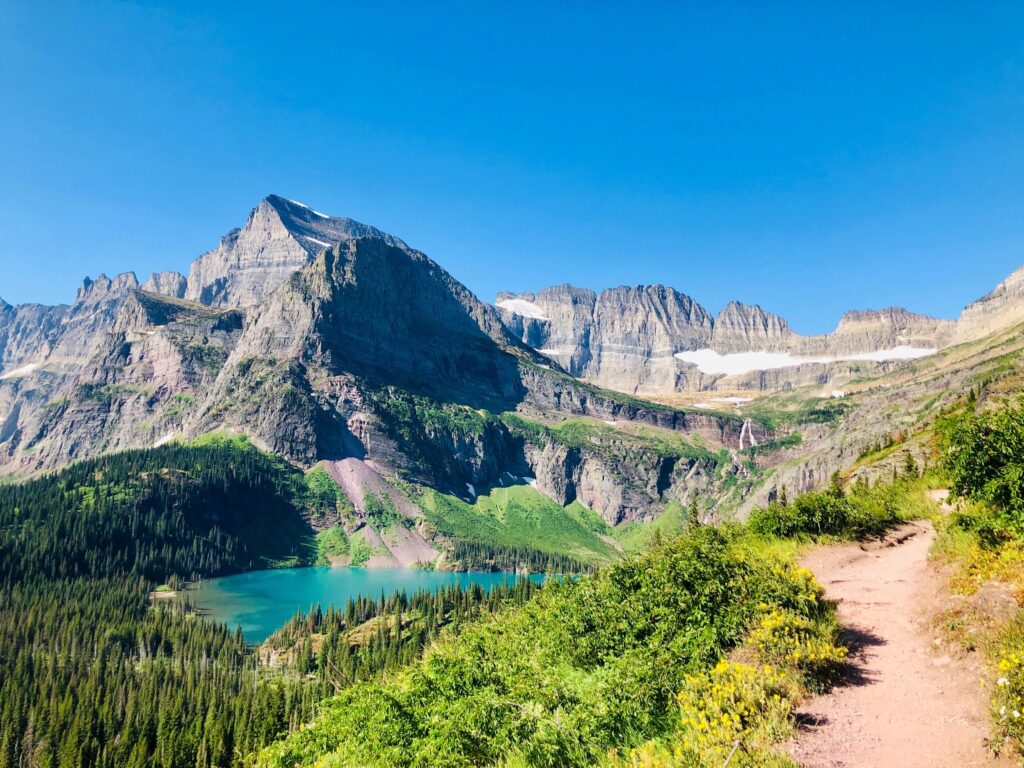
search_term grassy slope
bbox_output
[416,484,620,566]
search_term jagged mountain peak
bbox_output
[956,264,1024,342]
[76,272,140,304]
[259,194,407,251]
[142,271,188,299]
[716,300,788,324]
[185,195,406,308]
[837,306,936,326]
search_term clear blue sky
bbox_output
[2,1,1023,333]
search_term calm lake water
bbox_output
[192,567,535,643]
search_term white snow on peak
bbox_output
[496,298,548,320]
[842,345,937,362]
[287,198,330,218]
[305,236,332,248]
[0,363,39,381]
[675,350,830,375]
[674,346,937,376]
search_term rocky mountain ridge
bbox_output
[496,285,974,393]
[2,194,1022,532]
[0,196,766,527]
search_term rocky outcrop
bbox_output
[711,302,791,353]
[4,291,245,474]
[185,195,405,308]
[323,458,439,567]
[794,308,955,356]
[498,285,954,394]
[498,284,715,393]
[142,271,187,298]
[955,266,1024,343]
[15,192,983,528]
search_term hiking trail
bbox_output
[788,513,1017,767]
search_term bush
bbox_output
[748,480,910,541]
[944,400,1024,535]
[749,608,847,684]
[256,529,833,768]
[610,660,799,767]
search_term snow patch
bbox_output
[675,350,831,375]
[305,236,332,248]
[153,432,177,448]
[0,363,39,381]
[693,403,712,410]
[523,476,538,489]
[711,396,753,406]
[496,298,548,320]
[536,348,565,356]
[831,390,846,399]
[287,198,330,218]
[465,483,476,498]
[674,346,937,375]
[843,345,937,362]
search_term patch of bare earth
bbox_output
[788,521,1017,768]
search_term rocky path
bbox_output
[788,520,1016,768]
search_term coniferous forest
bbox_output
[0,442,539,768]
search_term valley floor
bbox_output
[788,520,1016,768]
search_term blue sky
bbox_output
[1,1,1023,333]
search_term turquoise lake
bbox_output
[193,567,535,643]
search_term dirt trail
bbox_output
[789,520,1016,768]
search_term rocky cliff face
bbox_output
[711,302,791,353]
[497,284,715,393]
[0,200,757,525]
[793,308,955,356]
[142,271,187,298]
[498,285,956,394]
[955,266,1024,343]
[8,193,1020,528]
[185,195,405,308]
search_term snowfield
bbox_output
[153,433,178,448]
[674,346,937,375]
[287,198,330,218]
[843,345,937,362]
[0,363,39,381]
[495,298,548,320]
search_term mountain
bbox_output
[955,265,1024,343]
[142,270,187,298]
[0,197,760,532]
[5,193,1024,538]
[185,195,405,307]
[497,286,956,393]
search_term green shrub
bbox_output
[748,480,911,540]
[256,528,833,768]
[944,399,1024,534]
